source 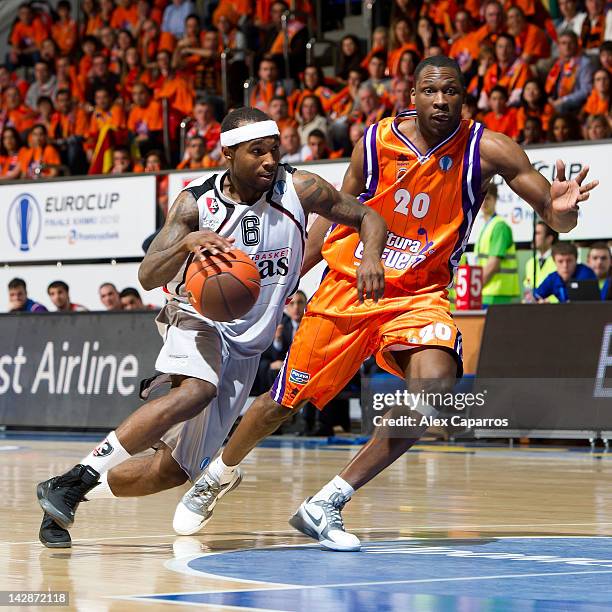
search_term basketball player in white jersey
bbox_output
[36,107,387,547]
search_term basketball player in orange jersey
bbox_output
[35,107,387,548]
[183,56,599,550]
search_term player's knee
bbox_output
[158,460,188,489]
[163,378,217,425]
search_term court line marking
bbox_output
[4,528,612,546]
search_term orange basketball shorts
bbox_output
[270,270,463,410]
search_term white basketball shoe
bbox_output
[173,468,242,536]
[289,493,361,552]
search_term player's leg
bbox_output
[37,307,223,532]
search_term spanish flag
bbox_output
[88,124,114,175]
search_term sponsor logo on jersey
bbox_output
[205,197,219,214]
[250,248,292,284]
[354,230,435,271]
[289,369,310,385]
[92,439,113,457]
[439,155,453,171]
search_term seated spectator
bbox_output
[214,7,247,62]
[520,116,546,144]
[449,10,476,73]
[356,83,391,128]
[0,127,24,180]
[600,41,612,74]
[172,13,205,74]
[39,39,59,66]
[517,79,555,134]
[327,68,364,122]
[587,242,612,298]
[162,0,195,40]
[363,51,391,98]
[8,278,47,313]
[2,86,36,135]
[86,87,127,158]
[349,122,365,148]
[580,0,612,55]
[268,96,297,131]
[119,46,145,103]
[82,0,104,38]
[534,242,598,303]
[19,124,61,178]
[546,31,593,114]
[416,16,449,57]
[391,78,412,115]
[144,50,194,116]
[523,221,558,300]
[466,0,506,59]
[336,35,364,82]
[392,49,419,84]
[139,18,164,66]
[52,1,78,57]
[548,112,582,142]
[280,124,310,163]
[99,282,123,310]
[249,58,286,114]
[0,64,28,100]
[84,54,120,105]
[581,69,610,121]
[467,46,495,101]
[34,96,54,134]
[111,0,139,31]
[555,0,586,38]
[506,6,550,64]
[7,3,49,70]
[481,34,531,108]
[289,65,334,116]
[585,114,612,140]
[78,35,99,80]
[47,281,87,312]
[482,86,519,139]
[461,94,479,120]
[55,56,84,103]
[387,18,419,77]
[305,129,340,161]
[120,287,155,310]
[185,99,220,153]
[25,61,58,111]
[177,134,210,169]
[128,83,163,155]
[143,149,169,217]
[297,94,328,146]
[110,146,133,174]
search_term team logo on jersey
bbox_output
[274,180,286,195]
[205,197,219,214]
[439,156,453,171]
[289,369,310,385]
[92,439,113,457]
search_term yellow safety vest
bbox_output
[475,215,520,298]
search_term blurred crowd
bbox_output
[0,0,610,217]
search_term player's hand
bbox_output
[183,230,235,258]
[551,160,599,214]
[356,254,385,303]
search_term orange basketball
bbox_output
[185,249,261,321]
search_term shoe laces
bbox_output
[55,471,95,508]
[190,474,220,507]
[321,492,348,530]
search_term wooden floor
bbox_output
[2,438,612,611]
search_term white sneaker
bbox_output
[289,494,361,552]
[173,469,242,536]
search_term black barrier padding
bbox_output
[0,311,162,428]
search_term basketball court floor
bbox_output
[2,436,612,611]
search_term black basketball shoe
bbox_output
[37,464,100,529]
[39,513,71,548]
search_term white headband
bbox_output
[220,120,280,147]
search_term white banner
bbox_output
[165,142,612,243]
[1,175,157,262]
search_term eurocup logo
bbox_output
[439,155,453,171]
[7,193,41,252]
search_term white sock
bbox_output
[311,475,355,503]
[85,471,117,500]
[81,431,131,475]
[208,455,237,485]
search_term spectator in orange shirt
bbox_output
[19,123,61,178]
[482,85,519,138]
[2,86,36,135]
[416,16,449,57]
[387,18,419,77]
[85,54,120,105]
[449,9,477,73]
[184,100,220,153]
[55,56,84,103]
[177,134,208,169]
[336,35,364,83]
[249,58,286,113]
[393,49,419,84]
[289,65,334,115]
[482,33,531,107]
[7,4,48,69]
[461,94,480,121]
[110,146,134,174]
[585,114,611,139]
[328,68,364,122]
[35,96,54,133]
[52,1,77,57]
[519,115,545,144]
[50,88,89,174]
[581,68,610,120]
[128,83,163,155]
[0,127,24,180]
[600,42,612,75]
[112,0,139,31]
[172,13,205,73]
[143,149,169,218]
[0,64,28,100]
[507,6,551,64]
[361,27,389,71]
[517,78,554,132]
[99,26,122,71]
[468,0,506,58]
[120,47,145,103]
[86,86,127,156]
[268,96,297,132]
[467,46,495,100]
[353,83,392,128]
[581,0,611,54]
[78,36,99,82]
[305,129,342,161]
[139,19,164,66]
[548,112,582,142]
[81,0,104,38]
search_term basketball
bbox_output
[185,249,261,321]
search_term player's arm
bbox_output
[138,190,234,290]
[480,130,598,233]
[300,139,367,275]
[294,166,387,302]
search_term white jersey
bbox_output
[165,164,306,358]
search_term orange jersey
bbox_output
[51,19,77,55]
[322,111,485,296]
